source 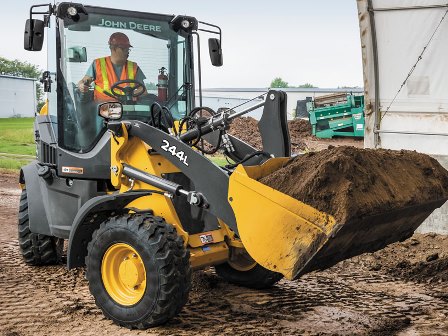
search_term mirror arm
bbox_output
[29,4,53,21]
[198,21,223,67]
[198,21,222,49]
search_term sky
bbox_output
[1,1,364,89]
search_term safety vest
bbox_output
[94,56,138,101]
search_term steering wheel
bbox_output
[110,79,145,102]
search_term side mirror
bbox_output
[24,19,45,51]
[208,38,223,67]
[98,102,122,120]
[67,46,87,62]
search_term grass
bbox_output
[0,118,35,170]
[0,118,35,155]
[209,155,229,166]
[0,157,33,170]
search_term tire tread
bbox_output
[86,213,191,329]
[17,189,62,266]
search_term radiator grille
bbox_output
[40,142,57,165]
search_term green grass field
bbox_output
[0,118,35,170]
[209,155,229,166]
[0,118,34,154]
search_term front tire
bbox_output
[86,214,191,329]
[18,189,63,265]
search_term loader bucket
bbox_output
[228,158,447,280]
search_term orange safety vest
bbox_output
[94,56,138,101]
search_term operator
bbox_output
[77,32,147,101]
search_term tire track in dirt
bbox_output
[1,173,447,335]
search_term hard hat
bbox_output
[108,32,133,48]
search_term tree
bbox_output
[0,57,41,78]
[298,83,316,88]
[270,78,318,89]
[270,77,289,88]
[0,57,44,111]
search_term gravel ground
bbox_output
[1,172,447,335]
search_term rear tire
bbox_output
[86,213,191,329]
[18,189,63,265]
[215,248,283,289]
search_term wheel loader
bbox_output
[19,2,447,329]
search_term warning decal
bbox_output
[62,166,84,174]
[199,234,214,244]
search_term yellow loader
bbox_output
[19,2,447,329]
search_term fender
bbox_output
[20,161,51,235]
[67,190,151,269]
[21,161,104,238]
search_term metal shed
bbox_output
[0,75,36,118]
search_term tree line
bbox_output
[270,77,361,89]
[270,77,315,89]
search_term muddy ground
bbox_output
[0,172,447,336]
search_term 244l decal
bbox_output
[161,140,189,166]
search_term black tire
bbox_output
[86,214,191,329]
[215,251,283,289]
[18,189,63,265]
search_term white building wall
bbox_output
[0,76,36,118]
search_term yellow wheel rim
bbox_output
[101,243,146,306]
[228,248,258,272]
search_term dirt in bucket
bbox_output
[259,146,448,224]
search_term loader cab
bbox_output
[53,5,194,153]
[25,2,223,178]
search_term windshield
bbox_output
[59,10,190,152]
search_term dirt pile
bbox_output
[227,117,263,150]
[356,233,448,284]
[288,119,311,152]
[227,117,312,153]
[288,118,312,138]
[259,146,448,223]
[390,256,448,283]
